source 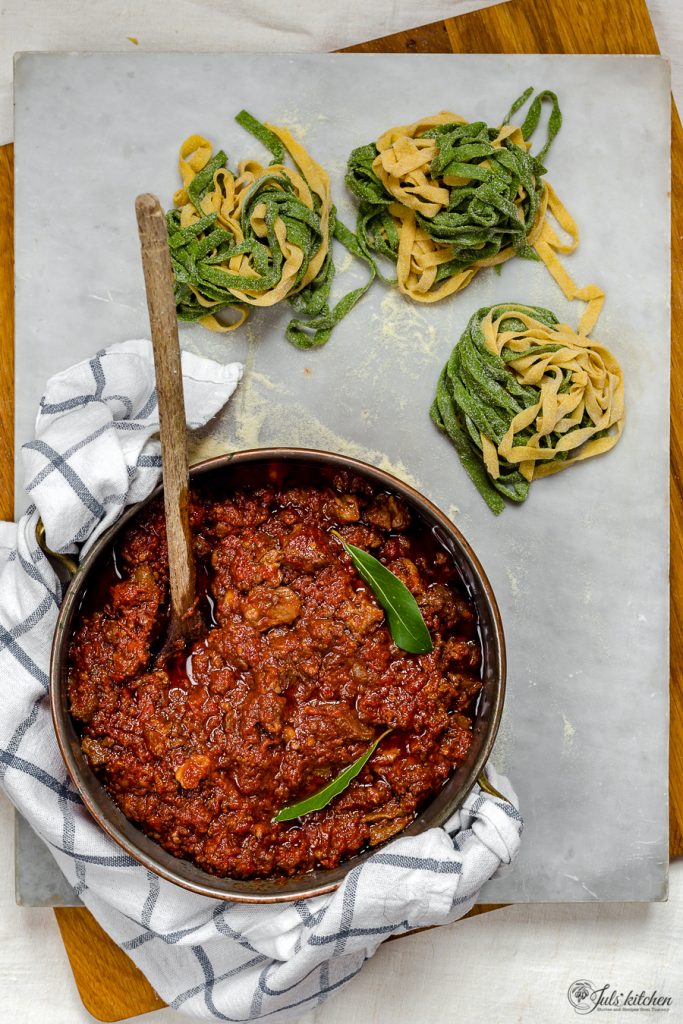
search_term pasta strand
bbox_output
[169,113,375,348]
[430,304,625,513]
[346,89,602,327]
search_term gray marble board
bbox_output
[12,53,670,906]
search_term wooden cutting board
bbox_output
[1,0,680,1017]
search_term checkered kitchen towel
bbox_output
[0,339,523,1021]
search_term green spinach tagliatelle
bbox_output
[345,88,564,303]
[167,111,374,348]
[431,304,625,514]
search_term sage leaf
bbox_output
[273,730,392,823]
[332,530,433,654]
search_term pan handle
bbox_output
[477,771,512,804]
[36,518,79,579]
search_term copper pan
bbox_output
[48,447,506,903]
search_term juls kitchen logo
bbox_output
[568,981,673,1014]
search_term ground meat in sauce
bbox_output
[67,466,483,880]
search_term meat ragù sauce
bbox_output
[67,464,483,880]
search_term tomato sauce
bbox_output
[67,464,483,879]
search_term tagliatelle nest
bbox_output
[346,89,603,334]
[431,304,625,513]
[168,111,373,348]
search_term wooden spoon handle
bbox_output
[135,193,195,621]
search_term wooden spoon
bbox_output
[135,193,201,660]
